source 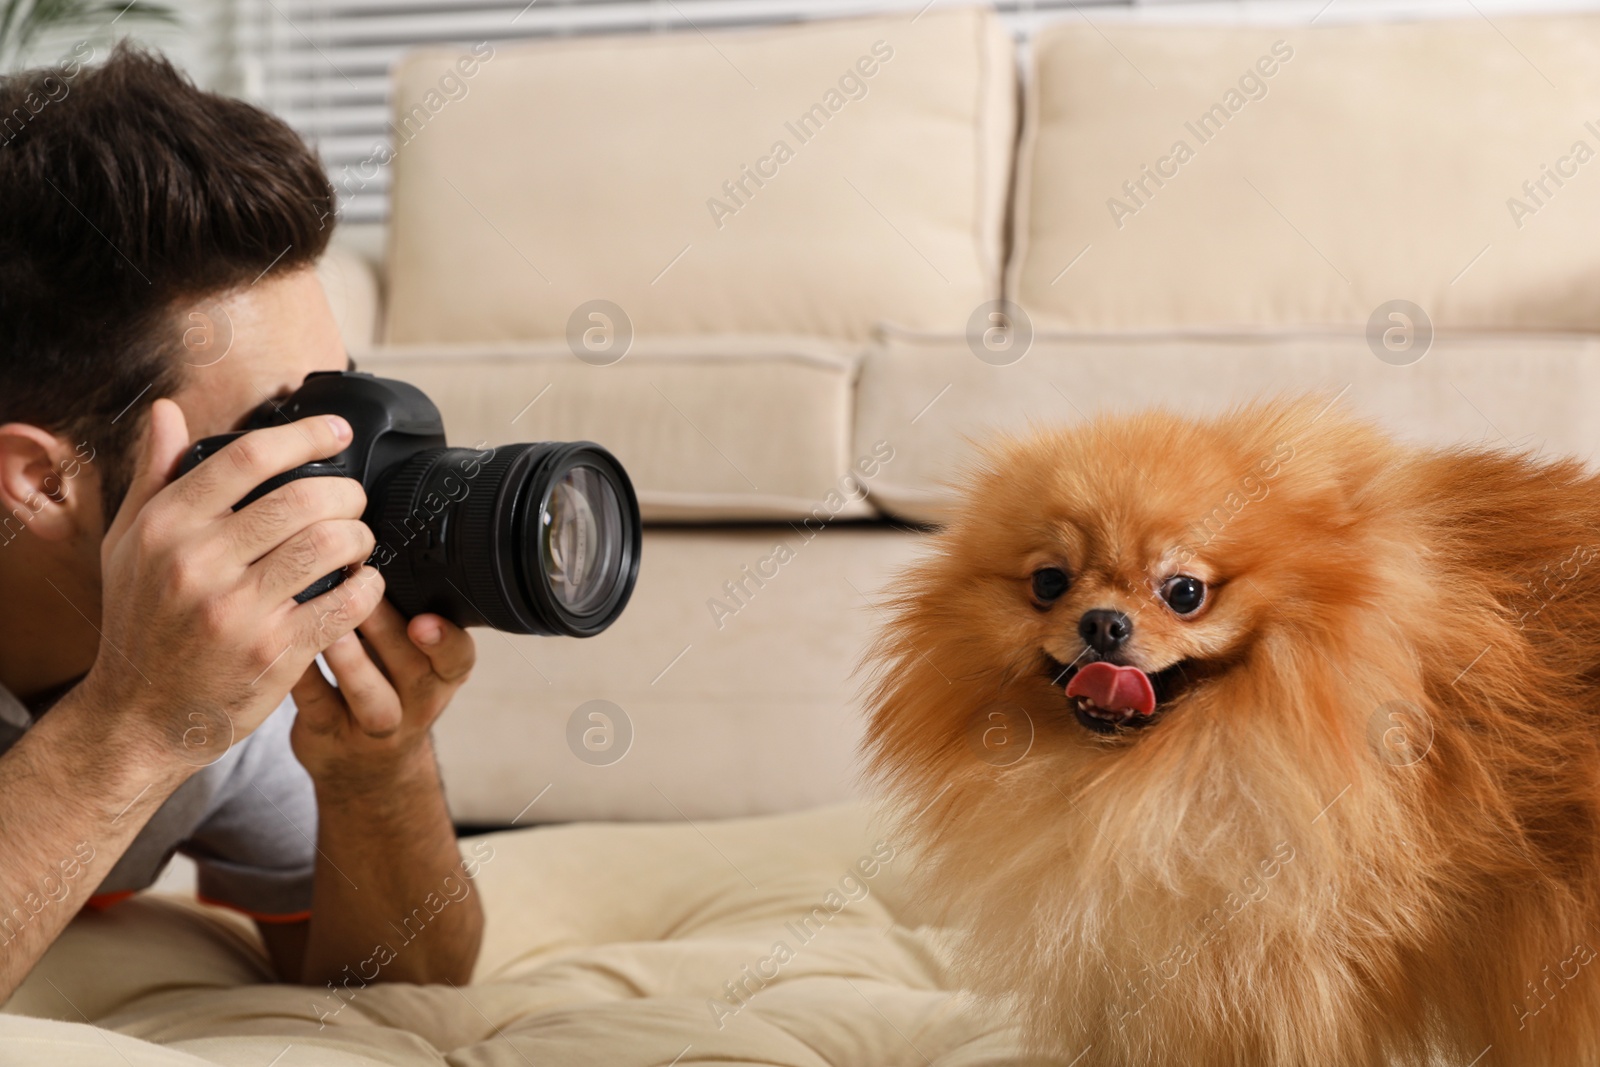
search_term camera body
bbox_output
[180,371,640,637]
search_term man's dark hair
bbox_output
[0,43,335,517]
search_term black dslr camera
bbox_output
[179,371,641,637]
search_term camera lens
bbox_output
[374,441,640,636]
[540,465,624,616]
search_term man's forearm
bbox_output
[299,742,483,987]
[0,690,193,1001]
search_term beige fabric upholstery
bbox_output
[1011,15,1600,331]
[3,807,1027,1065]
[429,525,924,824]
[316,245,382,354]
[359,338,873,522]
[856,329,1600,523]
[383,7,1014,343]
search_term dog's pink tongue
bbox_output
[1066,662,1157,716]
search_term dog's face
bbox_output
[1028,503,1253,737]
[1018,427,1298,738]
[887,403,1381,759]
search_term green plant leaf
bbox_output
[1,0,178,71]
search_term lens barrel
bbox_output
[372,441,640,636]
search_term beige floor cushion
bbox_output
[383,7,1014,344]
[1010,14,1600,332]
[430,525,926,825]
[856,329,1600,524]
[360,338,870,523]
[2,806,1037,1066]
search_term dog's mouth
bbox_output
[1043,653,1195,735]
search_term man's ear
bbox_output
[0,423,99,544]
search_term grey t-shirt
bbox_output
[0,685,317,920]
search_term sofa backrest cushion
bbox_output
[1010,15,1600,333]
[383,7,1015,344]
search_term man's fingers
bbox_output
[290,661,345,737]
[352,598,432,685]
[254,519,375,606]
[104,397,189,549]
[323,632,403,737]
[226,474,367,566]
[408,615,475,685]
[291,564,386,649]
[174,414,352,519]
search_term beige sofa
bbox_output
[311,5,1600,826]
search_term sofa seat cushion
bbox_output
[383,7,1015,343]
[429,525,924,825]
[1011,14,1600,332]
[856,329,1600,523]
[4,806,1028,1065]
[360,337,872,522]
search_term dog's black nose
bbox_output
[1079,609,1132,655]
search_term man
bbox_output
[0,45,484,999]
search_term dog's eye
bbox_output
[1031,567,1070,603]
[1161,575,1206,615]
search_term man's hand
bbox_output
[82,398,385,768]
[288,600,476,786]
[278,600,483,987]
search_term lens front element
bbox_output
[542,465,623,616]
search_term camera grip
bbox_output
[179,435,353,604]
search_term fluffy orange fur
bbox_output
[862,397,1600,1067]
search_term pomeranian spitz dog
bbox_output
[863,397,1600,1067]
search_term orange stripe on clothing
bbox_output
[83,890,135,912]
[196,893,310,924]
